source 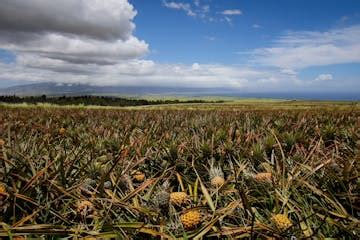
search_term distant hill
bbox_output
[0,83,94,96]
[0,82,215,97]
[0,82,359,100]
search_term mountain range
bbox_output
[0,82,215,97]
[0,82,359,100]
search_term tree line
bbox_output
[0,95,222,106]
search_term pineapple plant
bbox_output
[251,143,265,163]
[200,143,212,159]
[0,101,359,238]
[264,135,276,156]
[283,132,297,152]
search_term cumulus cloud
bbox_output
[1,54,297,89]
[0,0,136,41]
[1,33,148,64]
[221,9,242,15]
[0,0,148,65]
[252,25,360,69]
[0,0,284,90]
[315,74,333,81]
[0,0,353,92]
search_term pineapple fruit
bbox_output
[132,171,145,182]
[170,192,188,205]
[210,166,225,187]
[59,127,66,136]
[272,214,292,231]
[180,210,201,229]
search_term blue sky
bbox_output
[0,0,359,93]
[131,0,360,64]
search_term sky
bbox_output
[0,0,359,93]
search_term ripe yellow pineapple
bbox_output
[59,127,66,136]
[211,176,225,187]
[255,172,272,183]
[210,166,225,187]
[272,214,292,231]
[0,139,5,146]
[180,210,201,229]
[170,192,188,205]
[132,171,145,182]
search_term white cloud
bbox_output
[191,63,200,70]
[163,0,214,22]
[218,9,242,25]
[224,17,232,25]
[0,0,148,65]
[2,33,148,64]
[162,1,196,17]
[221,9,242,15]
[252,24,261,29]
[0,0,136,41]
[1,0,268,90]
[201,5,210,13]
[0,55,296,89]
[253,25,360,69]
[163,1,241,24]
[0,0,355,92]
[315,74,333,81]
[258,77,279,84]
[280,69,297,75]
[204,36,216,41]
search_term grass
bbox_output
[0,102,359,239]
[1,99,359,111]
[124,100,360,111]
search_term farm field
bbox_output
[0,102,359,239]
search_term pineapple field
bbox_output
[0,103,359,239]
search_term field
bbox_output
[0,101,359,239]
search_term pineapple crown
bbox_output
[209,158,224,179]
